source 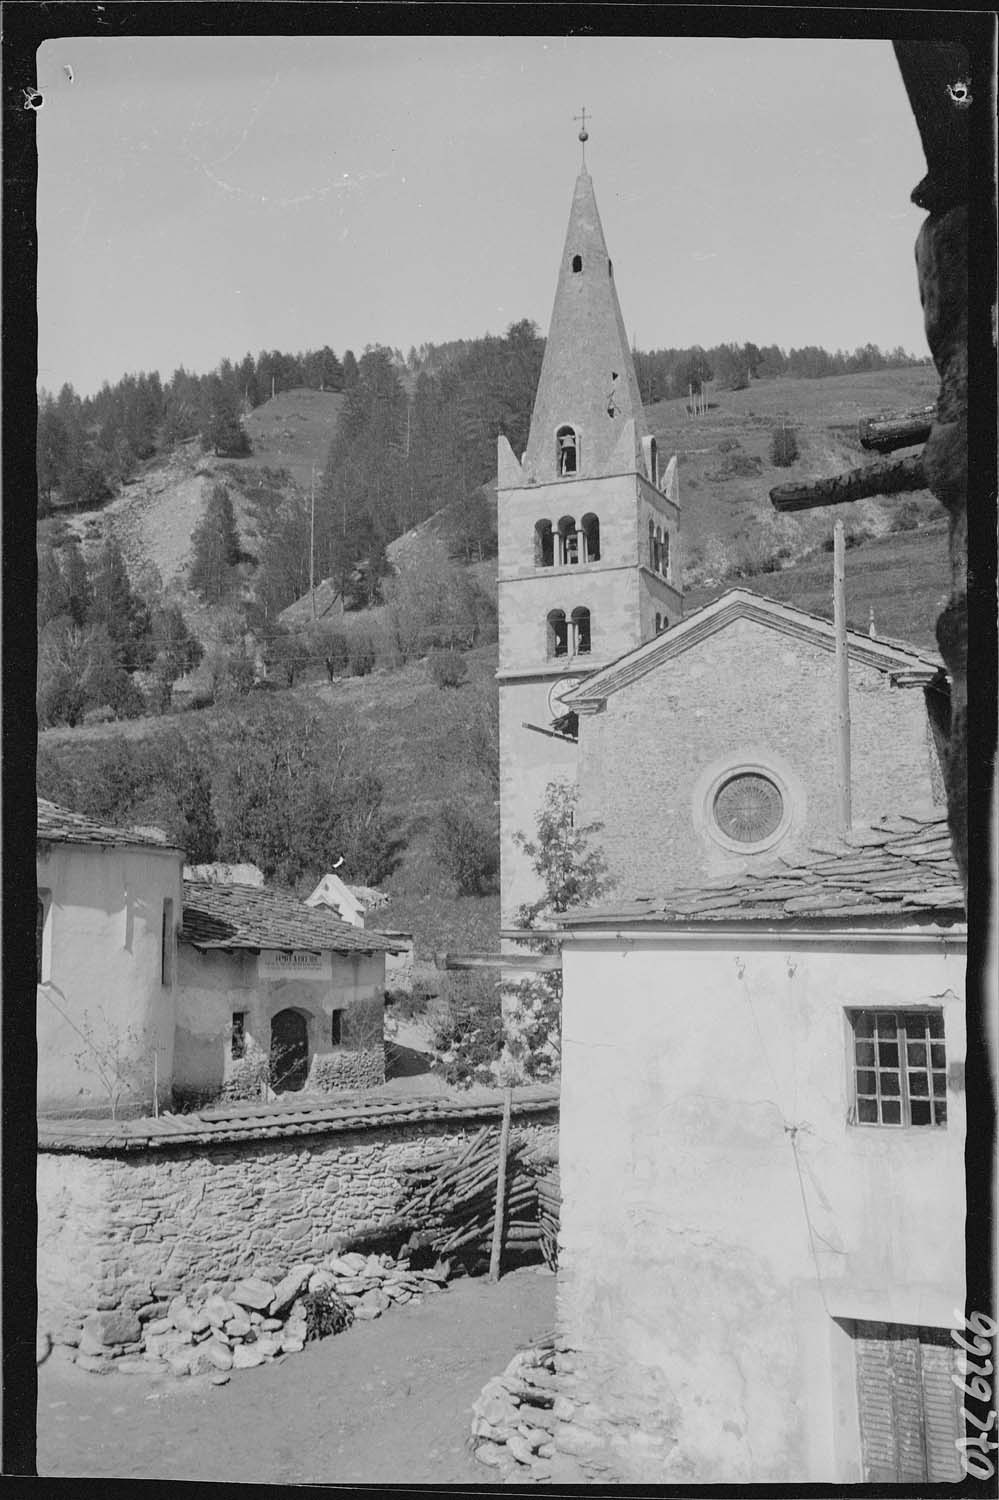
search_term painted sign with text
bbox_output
[259,950,328,980]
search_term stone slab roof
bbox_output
[36,1085,560,1154]
[37,798,183,852]
[561,812,964,928]
[181,880,402,954]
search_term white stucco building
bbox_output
[178,879,400,1103]
[557,810,966,1485]
[36,799,184,1118]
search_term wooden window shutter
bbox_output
[893,1332,927,1483]
[855,1324,899,1481]
[920,1338,963,1482]
[853,1322,964,1483]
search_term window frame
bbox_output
[847,1008,947,1129]
[231,1011,246,1060]
[161,897,175,986]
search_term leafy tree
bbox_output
[201,378,251,457]
[770,421,800,467]
[341,349,359,389]
[434,803,499,894]
[37,545,70,630]
[514,782,611,927]
[88,538,155,669]
[673,347,713,398]
[504,783,614,1081]
[209,697,400,886]
[262,624,310,687]
[189,482,241,604]
[712,343,750,391]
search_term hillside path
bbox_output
[37,1266,556,1485]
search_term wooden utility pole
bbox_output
[489,1085,513,1282]
[310,464,317,620]
[833,519,852,834]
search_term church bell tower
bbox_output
[498,133,683,927]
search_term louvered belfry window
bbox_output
[852,1321,963,1482]
[850,1010,947,1127]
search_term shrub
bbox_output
[386,978,437,1022]
[770,423,799,467]
[429,972,505,1088]
[891,498,922,533]
[317,629,350,681]
[427,650,468,689]
[302,1288,354,1342]
[434,804,499,895]
[348,632,377,677]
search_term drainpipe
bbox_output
[834,518,853,833]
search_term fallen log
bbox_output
[858,405,935,453]
[770,453,926,513]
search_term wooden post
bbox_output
[834,519,852,834]
[489,1085,513,1282]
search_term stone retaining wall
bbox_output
[37,1095,558,1342]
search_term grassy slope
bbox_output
[646,366,940,578]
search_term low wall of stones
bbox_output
[37,1091,559,1343]
[307,1046,384,1092]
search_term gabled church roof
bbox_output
[561,587,944,708]
[521,170,648,483]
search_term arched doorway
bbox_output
[270,1009,309,1093]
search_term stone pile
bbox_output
[471,1337,674,1484]
[64,1250,451,1379]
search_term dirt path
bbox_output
[37,1266,556,1484]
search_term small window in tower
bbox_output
[648,437,659,487]
[556,426,578,476]
[655,612,662,634]
[534,518,554,567]
[572,254,583,273]
[654,527,663,574]
[581,513,600,562]
[547,609,569,659]
[608,259,613,277]
[571,607,591,655]
[662,530,670,576]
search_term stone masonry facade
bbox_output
[37,1103,558,1342]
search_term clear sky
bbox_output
[36,33,930,397]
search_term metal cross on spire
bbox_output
[574,106,590,166]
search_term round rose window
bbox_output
[713,773,784,845]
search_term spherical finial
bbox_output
[578,126,588,144]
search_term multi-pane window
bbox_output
[850,1010,947,1127]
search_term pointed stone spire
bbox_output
[523,170,648,483]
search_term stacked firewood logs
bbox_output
[398,1124,543,1266]
[536,1167,561,1271]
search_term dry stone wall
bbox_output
[37,1101,558,1343]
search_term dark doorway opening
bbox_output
[270,1008,309,1092]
